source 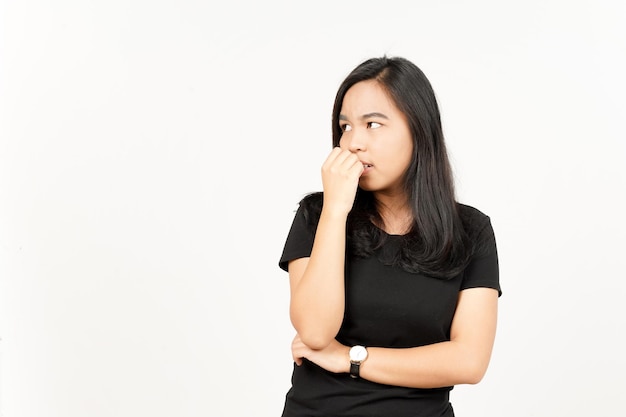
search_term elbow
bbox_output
[465,369,485,385]
[290,316,335,349]
[290,310,340,350]
[297,331,334,350]
[463,361,489,385]
[452,341,492,385]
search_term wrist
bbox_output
[320,206,350,221]
[331,344,351,374]
[341,345,351,373]
[349,345,369,379]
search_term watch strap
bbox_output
[349,361,361,379]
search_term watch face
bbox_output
[350,345,367,362]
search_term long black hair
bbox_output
[327,56,472,279]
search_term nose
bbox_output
[343,131,366,153]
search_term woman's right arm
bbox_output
[288,148,363,350]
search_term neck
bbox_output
[374,193,413,235]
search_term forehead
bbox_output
[340,80,399,115]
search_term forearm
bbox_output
[353,288,498,388]
[289,209,348,349]
[359,340,492,389]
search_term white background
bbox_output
[1,1,625,416]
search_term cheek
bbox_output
[400,137,414,166]
[390,142,413,175]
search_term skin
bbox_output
[288,79,499,389]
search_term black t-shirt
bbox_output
[278,193,500,417]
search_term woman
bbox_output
[278,56,501,417]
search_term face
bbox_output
[338,80,414,197]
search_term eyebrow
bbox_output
[339,112,389,121]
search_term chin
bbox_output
[358,183,378,192]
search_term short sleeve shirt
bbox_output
[278,195,500,417]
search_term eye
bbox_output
[367,122,382,129]
[340,123,352,132]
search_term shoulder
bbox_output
[457,203,491,230]
[298,192,323,226]
[300,191,323,207]
[457,203,496,255]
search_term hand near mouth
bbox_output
[320,147,365,216]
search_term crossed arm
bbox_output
[290,261,498,389]
[287,212,499,389]
[287,147,499,389]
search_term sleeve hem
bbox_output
[460,283,502,297]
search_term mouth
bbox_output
[362,163,373,168]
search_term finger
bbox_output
[326,149,357,172]
[333,152,364,179]
[334,148,358,167]
[291,334,304,366]
[323,147,343,167]
[292,345,304,366]
[342,153,364,173]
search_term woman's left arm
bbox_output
[291,287,499,389]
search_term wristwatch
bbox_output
[349,345,368,379]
